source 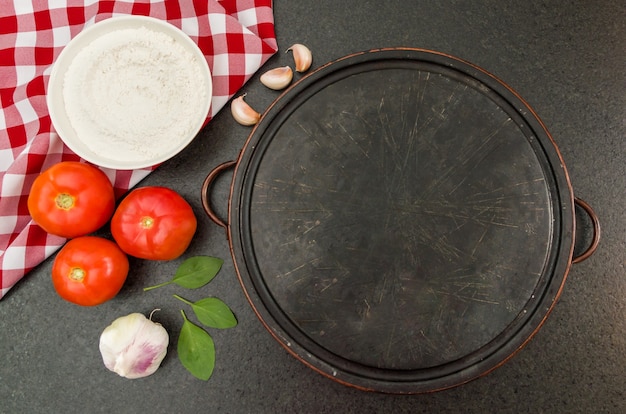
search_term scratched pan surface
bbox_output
[229,48,575,393]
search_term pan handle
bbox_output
[572,197,601,264]
[201,160,237,230]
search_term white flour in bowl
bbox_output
[62,25,207,165]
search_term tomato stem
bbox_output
[140,216,155,229]
[68,267,86,282]
[56,193,75,210]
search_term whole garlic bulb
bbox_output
[99,311,169,379]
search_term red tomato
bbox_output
[27,161,115,238]
[52,236,129,306]
[111,186,197,260]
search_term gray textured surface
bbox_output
[1,1,624,413]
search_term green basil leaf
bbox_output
[173,295,238,329]
[178,310,215,381]
[172,256,223,289]
[192,297,238,329]
[143,256,224,291]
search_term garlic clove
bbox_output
[99,311,169,379]
[230,94,261,126]
[287,44,312,72]
[260,66,293,90]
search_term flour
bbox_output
[62,26,207,165]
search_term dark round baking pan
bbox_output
[202,48,600,393]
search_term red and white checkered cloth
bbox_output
[0,0,277,299]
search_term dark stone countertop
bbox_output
[1,1,624,413]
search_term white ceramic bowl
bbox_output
[47,16,212,170]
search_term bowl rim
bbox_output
[47,15,213,170]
